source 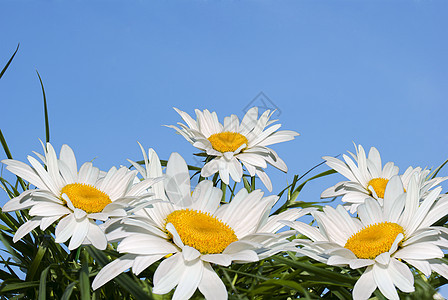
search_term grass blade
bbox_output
[79,249,91,300]
[27,243,48,281]
[61,281,77,300]
[38,265,51,300]
[36,71,50,143]
[0,44,19,80]
[0,130,27,190]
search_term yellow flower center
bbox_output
[61,183,112,214]
[208,132,248,153]
[165,209,238,254]
[367,177,388,198]
[344,222,404,259]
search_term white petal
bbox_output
[68,218,89,250]
[389,259,414,293]
[226,249,259,263]
[394,242,443,260]
[29,202,70,217]
[353,266,376,300]
[404,258,431,276]
[40,215,60,230]
[55,214,76,243]
[166,223,185,249]
[86,220,108,250]
[27,155,59,195]
[198,263,228,300]
[118,234,178,255]
[236,153,267,169]
[372,264,399,300]
[153,253,184,294]
[13,217,42,242]
[430,259,448,280]
[190,180,222,214]
[173,107,199,131]
[2,159,46,189]
[323,156,358,182]
[239,107,258,136]
[255,168,272,192]
[165,153,192,207]
[132,254,165,275]
[383,175,405,218]
[59,144,78,178]
[201,254,232,266]
[172,259,203,300]
[92,254,136,290]
[228,157,243,182]
[2,189,35,212]
[201,159,220,178]
[182,246,201,262]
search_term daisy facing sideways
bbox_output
[321,144,447,213]
[92,151,313,299]
[1,142,158,250]
[286,175,448,300]
[166,107,299,191]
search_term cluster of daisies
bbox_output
[2,107,448,300]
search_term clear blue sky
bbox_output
[1,0,448,294]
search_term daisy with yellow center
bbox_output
[165,209,238,254]
[321,144,403,213]
[60,183,112,214]
[287,175,448,300]
[2,142,158,250]
[166,107,299,191]
[93,151,312,299]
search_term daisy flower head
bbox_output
[288,174,448,300]
[1,142,158,250]
[321,144,400,213]
[166,107,299,191]
[93,151,312,299]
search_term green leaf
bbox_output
[79,249,91,300]
[243,177,251,192]
[38,265,51,300]
[0,130,27,190]
[36,70,50,144]
[272,256,357,285]
[430,159,448,179]
[0,44,19,80]
[0,281,39,292]
[26,243,48,281]
[61,281,78,300]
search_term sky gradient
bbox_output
[1,0,448,295]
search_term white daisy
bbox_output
[321,144,447,213]
[166,107,299,191]
[287,174,448,300]
[92,151,311,299]
[1,142,158,250]
[321,144,399,213]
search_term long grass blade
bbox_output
[79,249,91,300]
[36,70,50,144]
[38,265,51,300]
[61,281,77,300]
[0,44,19,80]
[0,281,39,292]
[0,130,26,190]
[26,243,48,281]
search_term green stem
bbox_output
[221,182,227,203]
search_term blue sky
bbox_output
[1,0,448,295]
